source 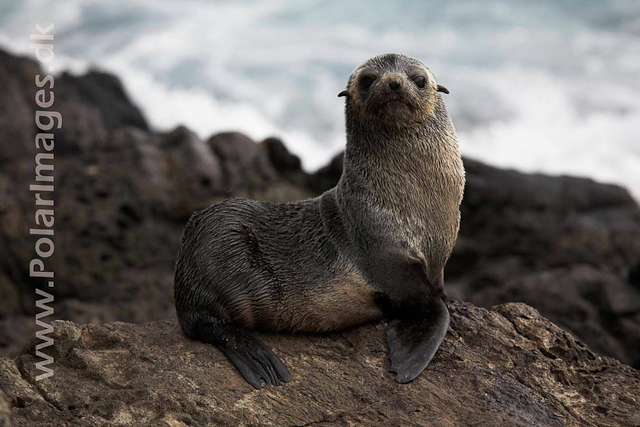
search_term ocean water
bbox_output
[2,0,639,199]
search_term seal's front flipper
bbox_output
[190,316,291,389]
[386,297,450,384]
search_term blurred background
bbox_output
[2,0,640,197]
[0,1,639,369]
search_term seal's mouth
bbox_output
[366,87,419,110]
[377,97,416,113]
[382,98,410,107]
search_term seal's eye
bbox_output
[412,76,426,89]
[359,75,376,91]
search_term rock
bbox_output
[0,49,40,164]
[262,137,302,175]
[447,159,640,368]
[0,389,12,427]
[0,316,33,365]
[463,265,640,366]
[307,151,344,195]
[454,159,640,275]
[209,132,277,195]
[53,79,110,155]
[58,70,148,132]
[2,302,639,426]
[262,136,304,183]
[52,70,149,155]
[0,275,19,318]
[161,126,223,194]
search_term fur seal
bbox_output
[174,53,465,388]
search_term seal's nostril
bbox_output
[389,80,401,90]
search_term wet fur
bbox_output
[174,53,465,388]
[174,199,380,334]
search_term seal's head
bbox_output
[339,53,449,129]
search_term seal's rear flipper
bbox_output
[189,316,291,389]
[386,297,450,384]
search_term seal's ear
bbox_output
[338,90,349,98]
[437,85,450,95]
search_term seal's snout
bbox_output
[388,79,401,91]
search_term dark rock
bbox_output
[2,302,639,426]
[209,132,277,195]
[0,274,19,318]
[0,49,40,164]
[53,69,147,154]
[455,158,640,274]
[262,136,303,179]
[52,80,108,155]
[630,263,640,290]
[0,49,148,158]
[157,126,224,218]
[0,128,310,358]
[447,159,640,367]
[307,151,344,194]
[52,69,148,155]
[464,265,640,366]
[58,70,148,132]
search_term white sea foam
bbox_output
[2,0,639,199]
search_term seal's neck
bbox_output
[338,102,461,215]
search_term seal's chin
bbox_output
[368,98,410,115]
[382,99,410,108]
[368,97,422,128]
[380,101,413,120]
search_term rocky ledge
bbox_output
[1,302,639,426]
